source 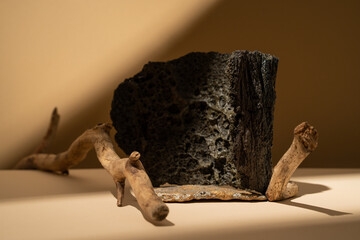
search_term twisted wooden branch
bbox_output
[33,108,60,154]
[266,122,319,201]
[93,127,169,221]
[15,109,169,221]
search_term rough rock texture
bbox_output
[111,50,278,193]
[155,185,266,202]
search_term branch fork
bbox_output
[15,109,169,221]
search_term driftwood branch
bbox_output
[266,122,319,201]
[15,109,169,221]
[33,108,60,154]
[94,128,169,221]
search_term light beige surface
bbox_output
[0,168,359,240]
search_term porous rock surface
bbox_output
[111,50,278,193]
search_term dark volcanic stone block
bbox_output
[111,50,278,193]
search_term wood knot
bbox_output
[294,122,319,152]
[129,151,141,162]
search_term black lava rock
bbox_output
[111,50,278,193]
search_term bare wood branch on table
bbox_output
[266,122,319,201]
[14,109,169,221]
[33,107,60,154]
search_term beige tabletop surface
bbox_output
[1,168,359,240]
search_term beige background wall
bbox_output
[1,0,359,169]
